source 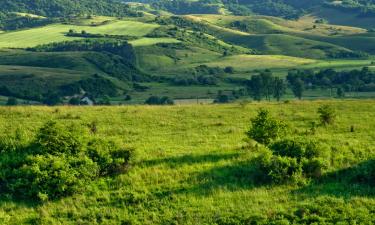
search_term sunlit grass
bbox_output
[0,100,374,223]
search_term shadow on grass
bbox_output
[141,152,242,168]
[295,159,375,199]
[150,156,268,198]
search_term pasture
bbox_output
[0,100,374,224]
[0,20,159,48]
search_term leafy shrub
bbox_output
[318,105,336,125]
[13,154,98,201]
[259,138,329,184]
[0,121,133,201]
[264,155,303,184]
[247,109,286,145]
[302,158,327,178]
[269,139,326,161]
[87,139,133,176]
[36,121,84,155]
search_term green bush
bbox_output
[87,139,133,176]
[36,121,84,155]
[12,154,98,201]
[269,139,325,161]
[302,158,327,178]
[318,105,336,125]
[260,153,303,184]
[247,109,286,145]
[0,121,133,201]
[259,138,329,183]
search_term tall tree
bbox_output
[291,78,304,100]
[273,77,286,101]
[260,71,273,101]
[248,75,264,101]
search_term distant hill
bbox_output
[129,0,375,22]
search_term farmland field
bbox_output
[0,100,374,224]
[0,20,159,48]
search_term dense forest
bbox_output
[0,0,137,17]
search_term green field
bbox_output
[0,20,159,48]
[203,54,317,71]
[0,100,374,224]
[130,37,180,46]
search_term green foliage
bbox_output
[214,94,231,104]
[151,0,221,15]
[6,97,18,106]
[0,120,133,201]
[145,96,174,105]
[36,121,84,155]
[0,101,373,223]
[269,139,326,160]
[261,153,303,184]
[318,105,336,125]
[291,78,305,99]
[287,67,375,93]
[87,139,132,175]
[15,153,98,201]
[260,138,329,183]
[0,0,139,18]
[247,71,286,101]
[247,109,286,145]
[0,13,56,31]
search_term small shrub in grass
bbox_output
[87,139,133,175]
[302,158,327,178]
[318,105,336,125]
[261,154,303,184]
[247,109,286,146]
[258,139,329,183]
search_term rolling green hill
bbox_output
[0,20,159,48]
[0,2,374,104]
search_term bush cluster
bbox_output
[0,121,133,201]
[259,139,329,184]
[247,109,330,184]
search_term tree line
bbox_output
[0,0,139,18]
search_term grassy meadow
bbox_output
[0,20,159,48]
[0,100,374,224]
